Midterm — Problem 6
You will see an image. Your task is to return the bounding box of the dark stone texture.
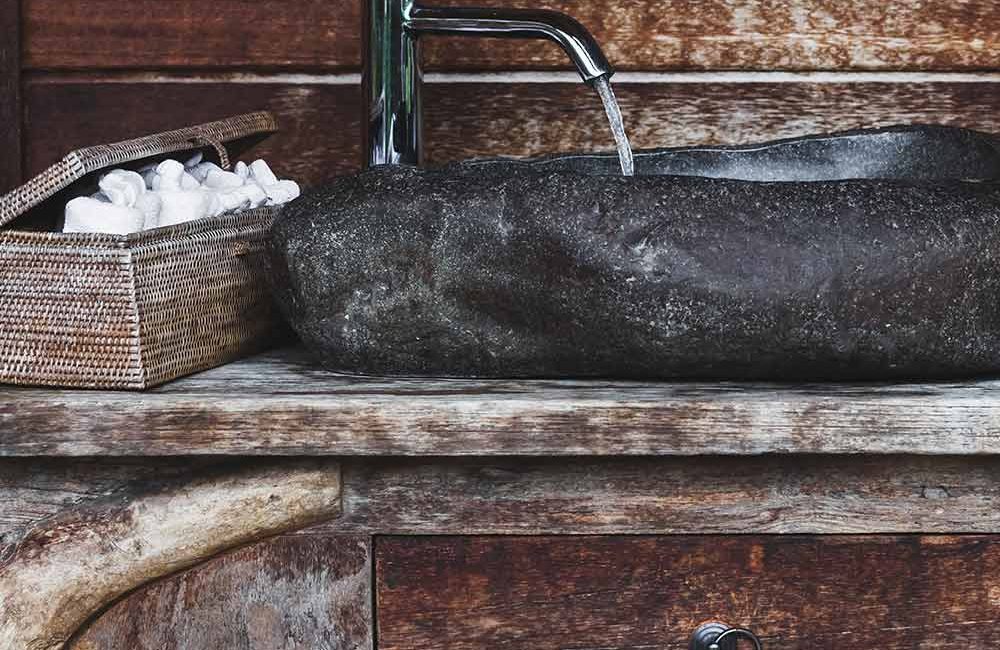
[269,126,1000,379]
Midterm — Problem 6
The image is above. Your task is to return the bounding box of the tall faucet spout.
[363,0,613,166]
[406,6,613,84]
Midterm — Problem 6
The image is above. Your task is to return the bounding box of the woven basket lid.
[0,111,278,229]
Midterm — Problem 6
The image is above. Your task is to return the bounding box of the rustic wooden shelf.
[3,347,1000,457]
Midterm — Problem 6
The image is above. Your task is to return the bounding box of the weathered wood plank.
[5,348,1000,457]
[23,79,1000,188]
[0,459,342,650]
[334,456,1000,534]
[23,80,364,187]
[6,456,1000,537]
[376,535,1000,650]
[1,0,21,192]
[23,0,1000,71]
[71,535,371,650]
[0,458,206,552]
[423,79,1000,177]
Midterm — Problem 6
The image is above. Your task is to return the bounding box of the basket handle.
[191,135,231,170]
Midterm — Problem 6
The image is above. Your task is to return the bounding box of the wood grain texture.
[71,535,371,650]
[0,458,208,554]
[335,456,1000,534]
[24,79,1000,188]
[1,0,21,192]
[5,456,1000,538]
[376,535,1000,650]
[23,0,1000,71]
[23,80,363,188]
[0,459,342,650]
[6,348,1000,457]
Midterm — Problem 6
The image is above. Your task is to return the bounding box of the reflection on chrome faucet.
[363,0,617,167]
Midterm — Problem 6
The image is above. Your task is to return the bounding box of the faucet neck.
[363,1,614,168]
[407,6,612,84]
[363,0,423,167]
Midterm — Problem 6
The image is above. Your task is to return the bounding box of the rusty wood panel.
[23,0,1000,71]
[333,456,1000,534]
[23,0,363,71]
[23,80,364,188]
[424,79,1000,170]
[8,348,1000,456]
[376,535,1000,650]
[24,79,1000,190]
[1,0,21,192]
[71,535,371,650]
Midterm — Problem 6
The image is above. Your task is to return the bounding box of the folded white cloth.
[63,197,144,235]
[64,156,301,234]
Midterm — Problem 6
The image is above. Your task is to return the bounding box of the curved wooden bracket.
[0,459,342,650]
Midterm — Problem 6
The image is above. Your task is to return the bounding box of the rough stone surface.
[269,126,1000,380]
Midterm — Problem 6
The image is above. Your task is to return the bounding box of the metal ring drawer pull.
[690,622,764,650]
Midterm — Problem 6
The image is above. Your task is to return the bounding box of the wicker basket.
[0,112,285,389]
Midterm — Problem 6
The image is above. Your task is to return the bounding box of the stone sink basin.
[269,126,1000,380]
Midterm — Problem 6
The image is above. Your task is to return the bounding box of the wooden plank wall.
[14,0,1000,192]
[1,0,20,192]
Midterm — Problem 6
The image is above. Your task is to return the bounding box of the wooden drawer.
[376,535,1000,650]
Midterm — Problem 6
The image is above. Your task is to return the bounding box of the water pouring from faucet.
[593,75,635,176]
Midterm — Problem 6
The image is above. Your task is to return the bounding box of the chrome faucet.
[363,0,613,167]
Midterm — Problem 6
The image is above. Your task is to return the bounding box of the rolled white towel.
[242,182,268,208]
[203,167,245,190]
[64,197,144,235]
[65,156,298,234]
[151,159,186,191]
[249,159,278,186]
[135,192,162,230]
[158,190,213,227]
[180,172,201,190]
[188,161,221,184]
[99,169,146,207]
[218,182,269,213]
[204,191,225,218]
[217,189,252,213]
[263,179,301,205]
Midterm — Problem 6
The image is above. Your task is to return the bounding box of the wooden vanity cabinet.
[66,531,1000,650]
[6,351,1000,650]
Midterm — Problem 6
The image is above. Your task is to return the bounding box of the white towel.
[64,156,300,234]
[64,197,144,235]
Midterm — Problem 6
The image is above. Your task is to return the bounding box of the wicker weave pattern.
[129,208,278,387]
[0,232,144,388]
[0,158,83,227]
[0,113,282,390]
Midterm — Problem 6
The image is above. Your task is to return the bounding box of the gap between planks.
[24,70,1000,85]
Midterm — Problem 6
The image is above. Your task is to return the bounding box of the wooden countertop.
[3,347,1000,457]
